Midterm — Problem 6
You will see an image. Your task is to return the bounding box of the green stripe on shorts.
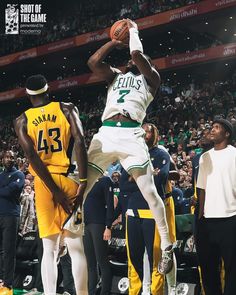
[102,120,141,128]
[88,162,104,175]
[127,160,150,172]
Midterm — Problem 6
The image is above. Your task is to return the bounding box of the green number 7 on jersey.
[117,89,130,103]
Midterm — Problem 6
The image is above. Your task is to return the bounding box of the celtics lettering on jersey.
[102,72,154,124]
[113,76,142,91]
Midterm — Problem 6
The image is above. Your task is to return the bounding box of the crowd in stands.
[0,29,224,94]
[0,68,235,294]
[0,0,201,57]
[1,73,236,206]
[1,1,236,293]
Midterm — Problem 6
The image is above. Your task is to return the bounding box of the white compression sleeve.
[41,234,61,295]
[64,230,88,295]
[132,165,171,250]
[129,27,143,54]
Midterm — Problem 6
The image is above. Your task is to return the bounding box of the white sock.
[166,253,177,294]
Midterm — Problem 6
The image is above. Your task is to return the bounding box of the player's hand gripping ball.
[110,19,129,44]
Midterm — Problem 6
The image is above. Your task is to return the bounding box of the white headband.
[26,83,48,95]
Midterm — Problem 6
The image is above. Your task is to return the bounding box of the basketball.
[110,20,129,43]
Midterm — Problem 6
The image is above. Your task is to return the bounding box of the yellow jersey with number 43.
[102,72,154,123]
[25,101,73,176]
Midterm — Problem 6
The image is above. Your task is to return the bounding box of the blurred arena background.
[0,0,236,294]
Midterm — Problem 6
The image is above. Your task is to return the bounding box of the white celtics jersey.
[101,72,154,123]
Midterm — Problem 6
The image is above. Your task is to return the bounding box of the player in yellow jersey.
[14,74,88,295]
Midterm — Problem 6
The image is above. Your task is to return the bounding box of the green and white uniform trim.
[88,162,104,175]
[102,120,140,128]
[127,159,150,172]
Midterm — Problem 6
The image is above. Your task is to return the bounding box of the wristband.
[79,178,87,182]
[129,27,143,54]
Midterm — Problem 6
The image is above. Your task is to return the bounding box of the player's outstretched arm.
[87,40,124,84]
[14,114,72,214]
[126,19,160,96]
